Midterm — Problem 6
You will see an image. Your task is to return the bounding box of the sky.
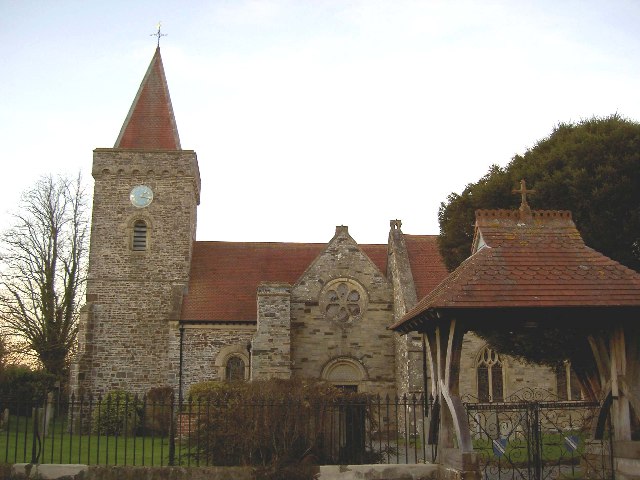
[1,0,639,244]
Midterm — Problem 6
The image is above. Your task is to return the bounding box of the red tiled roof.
[392,209,640,330]
[180,236,443,323]
[181,242,323,322]
[405,235,449,298]
[115,47,181,150]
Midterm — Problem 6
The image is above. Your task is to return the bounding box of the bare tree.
[0,174,88,380]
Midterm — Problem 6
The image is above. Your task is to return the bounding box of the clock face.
[130,185,153,208]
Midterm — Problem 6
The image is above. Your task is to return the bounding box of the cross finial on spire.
[150,21,167,48]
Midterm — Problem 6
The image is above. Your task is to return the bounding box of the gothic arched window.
[556,361,582,400]
[225,356,246,382]
[477,346,504,402]
[132,220,148,251]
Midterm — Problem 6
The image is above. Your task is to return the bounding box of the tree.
[0,174,88,380]
[438,114,640,272]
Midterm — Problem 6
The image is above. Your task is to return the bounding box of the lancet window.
[477,346,504,402]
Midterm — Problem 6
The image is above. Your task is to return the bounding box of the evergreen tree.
[438,115,640,272]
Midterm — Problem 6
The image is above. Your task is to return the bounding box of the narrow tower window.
[132,220,148,251]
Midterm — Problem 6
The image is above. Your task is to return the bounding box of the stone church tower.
[70,48,200,397]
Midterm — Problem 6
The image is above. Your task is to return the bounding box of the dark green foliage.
[186,378,371,471]
[144,385,173,435]
[0,365,56,412]
[472,323,598,372]
[187,380,232,402]
[92,390,142,436]
[438,115,640,272]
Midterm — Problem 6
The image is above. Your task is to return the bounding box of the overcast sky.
[1,0,639,244]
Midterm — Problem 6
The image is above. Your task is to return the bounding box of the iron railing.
[0,393,435,466]
[463,388,614,480]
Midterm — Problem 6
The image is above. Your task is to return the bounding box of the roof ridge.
[192,240,391,247]
[475,209,572,219]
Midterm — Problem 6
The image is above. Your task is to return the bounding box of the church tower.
[70,48,200,397]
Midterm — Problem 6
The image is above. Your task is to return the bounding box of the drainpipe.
[178,324,185,406]
[422,334,429,402]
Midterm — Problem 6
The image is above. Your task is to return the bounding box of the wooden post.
[610,326,631,441]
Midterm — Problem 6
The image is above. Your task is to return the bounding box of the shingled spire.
[114,47,181,150]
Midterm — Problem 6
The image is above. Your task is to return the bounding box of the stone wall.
[176,324,255,397]
[458,332,558,400]
[290,227,395,395]
[251,283,292,380]
[70,149,200,398]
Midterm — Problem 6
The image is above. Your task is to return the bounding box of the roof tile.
[181,235,446,323]
[393,209,640,330]
[114,48,181,150]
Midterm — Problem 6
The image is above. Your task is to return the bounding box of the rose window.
[321,280,366,324]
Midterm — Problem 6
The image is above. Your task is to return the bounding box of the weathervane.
[151,21,167,47]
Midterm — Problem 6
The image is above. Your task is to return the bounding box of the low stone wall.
[9,464,253,480]
[8,463,475,480]
[318,464,438,479]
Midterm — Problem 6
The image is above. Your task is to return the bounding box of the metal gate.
[464,390,614,480]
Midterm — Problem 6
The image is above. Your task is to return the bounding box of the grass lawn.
[0,415,202,466]
[472,432,587,466]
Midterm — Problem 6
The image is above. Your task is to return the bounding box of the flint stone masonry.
[177,324,255,394]
[71,148,200,398]
[290,227,395,395]
[252,283,292,380]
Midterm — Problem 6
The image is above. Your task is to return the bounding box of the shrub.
[187,378,372,468]
[144,386,174,435]
[0,366,56,414]
[92,390,142,436]
[187,381,249,404]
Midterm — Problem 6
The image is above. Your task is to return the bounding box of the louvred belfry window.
[132,220,148,251]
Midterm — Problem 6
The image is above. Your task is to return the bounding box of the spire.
[114,47,181,150]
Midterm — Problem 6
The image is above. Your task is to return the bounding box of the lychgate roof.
[392,208,640,332]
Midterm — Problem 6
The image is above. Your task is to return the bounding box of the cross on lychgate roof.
[512,179,535,209]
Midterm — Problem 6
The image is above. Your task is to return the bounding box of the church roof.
[404,235,450,299]
[391,209,640,332]
[181,235,446,322]
[114,47,181,150]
